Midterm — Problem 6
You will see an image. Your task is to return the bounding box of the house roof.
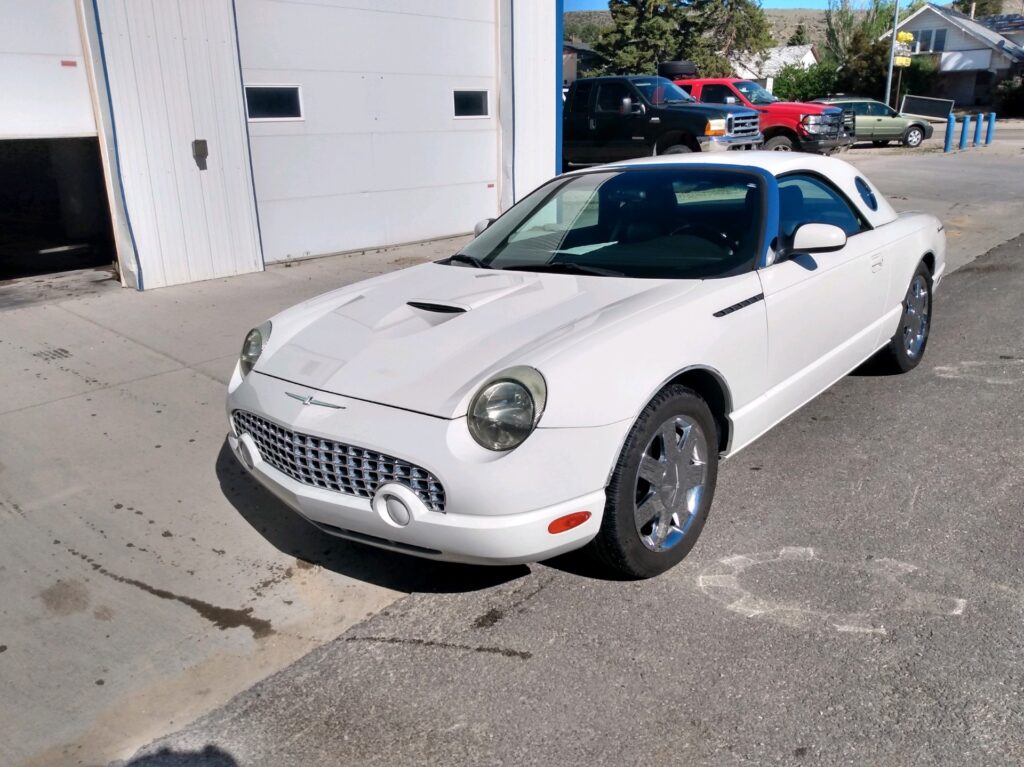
[730,44,818,78]
[980,13,1024,35]
[892,3,1024,63]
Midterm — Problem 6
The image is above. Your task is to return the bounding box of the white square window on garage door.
[454,90,489,118]
[245,85,303,121]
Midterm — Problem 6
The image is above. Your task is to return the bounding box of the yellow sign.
[897,31,914,42]
[894,55,912,67]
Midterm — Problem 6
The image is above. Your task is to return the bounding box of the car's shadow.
[215,441,529,594]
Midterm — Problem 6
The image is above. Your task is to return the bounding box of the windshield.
[455,168,764,280]
[631,77,696,105]
[734,81,778,105]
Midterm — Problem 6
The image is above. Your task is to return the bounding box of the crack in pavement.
[345,635,532,660]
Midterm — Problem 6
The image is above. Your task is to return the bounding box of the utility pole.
[884,0,901,108]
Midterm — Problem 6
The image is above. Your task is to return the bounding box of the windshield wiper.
[445,254,489,269]
[500,262,623,277]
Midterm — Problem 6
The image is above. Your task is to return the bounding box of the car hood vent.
[407,301,466,314]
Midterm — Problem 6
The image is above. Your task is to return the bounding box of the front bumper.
[226,370,629,565]
[698,132,764,152]
[798,134,856,153]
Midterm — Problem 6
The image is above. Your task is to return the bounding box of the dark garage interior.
[0,137,116,281]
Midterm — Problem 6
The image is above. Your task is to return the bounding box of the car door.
[757,173,888,419]
[563,81,596,164]
[865,101,900,140]
[842,101,873,138]
[699,83,742,107]
[591,80,643,162]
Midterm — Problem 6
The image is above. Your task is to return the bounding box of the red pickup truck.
[675,78,854,154]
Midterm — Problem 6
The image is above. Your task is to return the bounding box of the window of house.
[933,29,947,51]
[245,86,303,121]
[454,90,489,117]
[912,28,946,53]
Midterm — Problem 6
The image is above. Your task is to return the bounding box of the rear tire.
[877,262,932,373]
[764,135,796,151]
[662,144,692,155]
[589,385,718,579]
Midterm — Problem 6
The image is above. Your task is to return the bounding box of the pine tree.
[787,23,811,46]
[593,0,688,74]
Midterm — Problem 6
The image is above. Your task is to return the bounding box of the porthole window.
[855,177,878,211]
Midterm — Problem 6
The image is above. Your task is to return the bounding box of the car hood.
[256,262,700,418]
[662,102,757,119]
[757,101,842,116]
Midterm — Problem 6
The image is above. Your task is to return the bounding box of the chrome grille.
[842,108,856,137]
[730,113,761,138]
[232,410,446,512]
[821,111,844,137]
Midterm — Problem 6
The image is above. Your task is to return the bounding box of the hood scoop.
[407,301,466,314]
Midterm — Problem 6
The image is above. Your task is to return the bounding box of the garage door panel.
[250,134,377,201]
[259,193,388,261]
[372,130,497,190]
[383,184,496,245]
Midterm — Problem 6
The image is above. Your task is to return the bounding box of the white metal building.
[1,0,561,290]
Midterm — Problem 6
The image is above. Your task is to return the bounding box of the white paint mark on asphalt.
[934,359,1024,385]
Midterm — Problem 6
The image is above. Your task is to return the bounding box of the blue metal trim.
[231,0,266,269]
[90,0,145,290]
[554,0,564,175]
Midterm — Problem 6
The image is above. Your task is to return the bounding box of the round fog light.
[385,495,411,527]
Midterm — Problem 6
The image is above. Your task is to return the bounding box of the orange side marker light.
[548,511,591,535]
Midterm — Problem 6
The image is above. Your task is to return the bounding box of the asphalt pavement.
[2,140,1023,767]
[117,223,1024,762]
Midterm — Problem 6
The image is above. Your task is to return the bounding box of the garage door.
[94,0,262,289]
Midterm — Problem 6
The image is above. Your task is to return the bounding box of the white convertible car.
[226,153,944,578]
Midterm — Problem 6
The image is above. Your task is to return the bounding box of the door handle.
[870,256,883,273]
[589,118,596,130]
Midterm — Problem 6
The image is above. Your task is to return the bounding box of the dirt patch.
[39,580,90,615]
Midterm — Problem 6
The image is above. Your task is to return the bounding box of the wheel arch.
[654,130,700,154]
[921,251,935,276]
[763,125,799,143]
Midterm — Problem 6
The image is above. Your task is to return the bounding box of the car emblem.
[286,392,345,409]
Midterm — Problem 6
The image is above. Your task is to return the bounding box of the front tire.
[662,144,692,155]
[877,262,932,373]
[590,385,718,579]
[764,135,795,151]
[903,126,924,147]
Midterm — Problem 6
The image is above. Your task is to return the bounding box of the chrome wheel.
[634,415,708,552]
[903,274,930,358]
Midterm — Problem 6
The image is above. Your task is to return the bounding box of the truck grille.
[730,113,761,138]
[842,109,856,137]
[821,111,844,137]
[232,410,447,512]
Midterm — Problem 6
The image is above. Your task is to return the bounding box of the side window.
[678,83,693,95]
[778,174,866,239]
[701,84,735,104]
[570,82,594,114]
[848,102,871,116]
[933,29,947,52]
[595,82,631,113]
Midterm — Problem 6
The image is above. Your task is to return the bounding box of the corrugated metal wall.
[93,0,262,289]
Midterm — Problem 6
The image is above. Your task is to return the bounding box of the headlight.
[705,118,728,137]
[800,114,824,134]
[467,366,547,451]
[239,321,272,377]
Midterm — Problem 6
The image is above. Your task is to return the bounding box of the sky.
[564,0,834,10]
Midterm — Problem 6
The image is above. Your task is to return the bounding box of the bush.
[994,77,1024,117]
[773,63,839,102]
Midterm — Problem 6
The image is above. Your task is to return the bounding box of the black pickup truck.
[563,76,763,168]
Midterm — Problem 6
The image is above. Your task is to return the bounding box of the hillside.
[564,8,829,49]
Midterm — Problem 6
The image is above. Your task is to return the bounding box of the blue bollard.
[944,114,955,152]
[986,112,996,145]
[973,113,984,146]
[959,115,971,150]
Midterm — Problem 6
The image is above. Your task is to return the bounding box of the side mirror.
[620,97,645,116]
[790,223,847,254]
[473,218,495,237]
[724,96,738,105]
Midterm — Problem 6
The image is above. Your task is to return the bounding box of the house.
[889,3,1024,106]
[1,0,561,290]
[562,40,605,84]
[731,44,819,82]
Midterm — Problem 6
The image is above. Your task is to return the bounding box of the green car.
[813,97,934,148]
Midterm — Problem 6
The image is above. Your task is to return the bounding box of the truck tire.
[764,135,795,152]
[662,145,692,154]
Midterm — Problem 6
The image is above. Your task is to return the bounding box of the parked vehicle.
[814,96,934,147]
[676,77,856,154]
[562,76,762,168]
[227,154,945,579]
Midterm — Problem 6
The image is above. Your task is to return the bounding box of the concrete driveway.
[1,140,1022,767]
